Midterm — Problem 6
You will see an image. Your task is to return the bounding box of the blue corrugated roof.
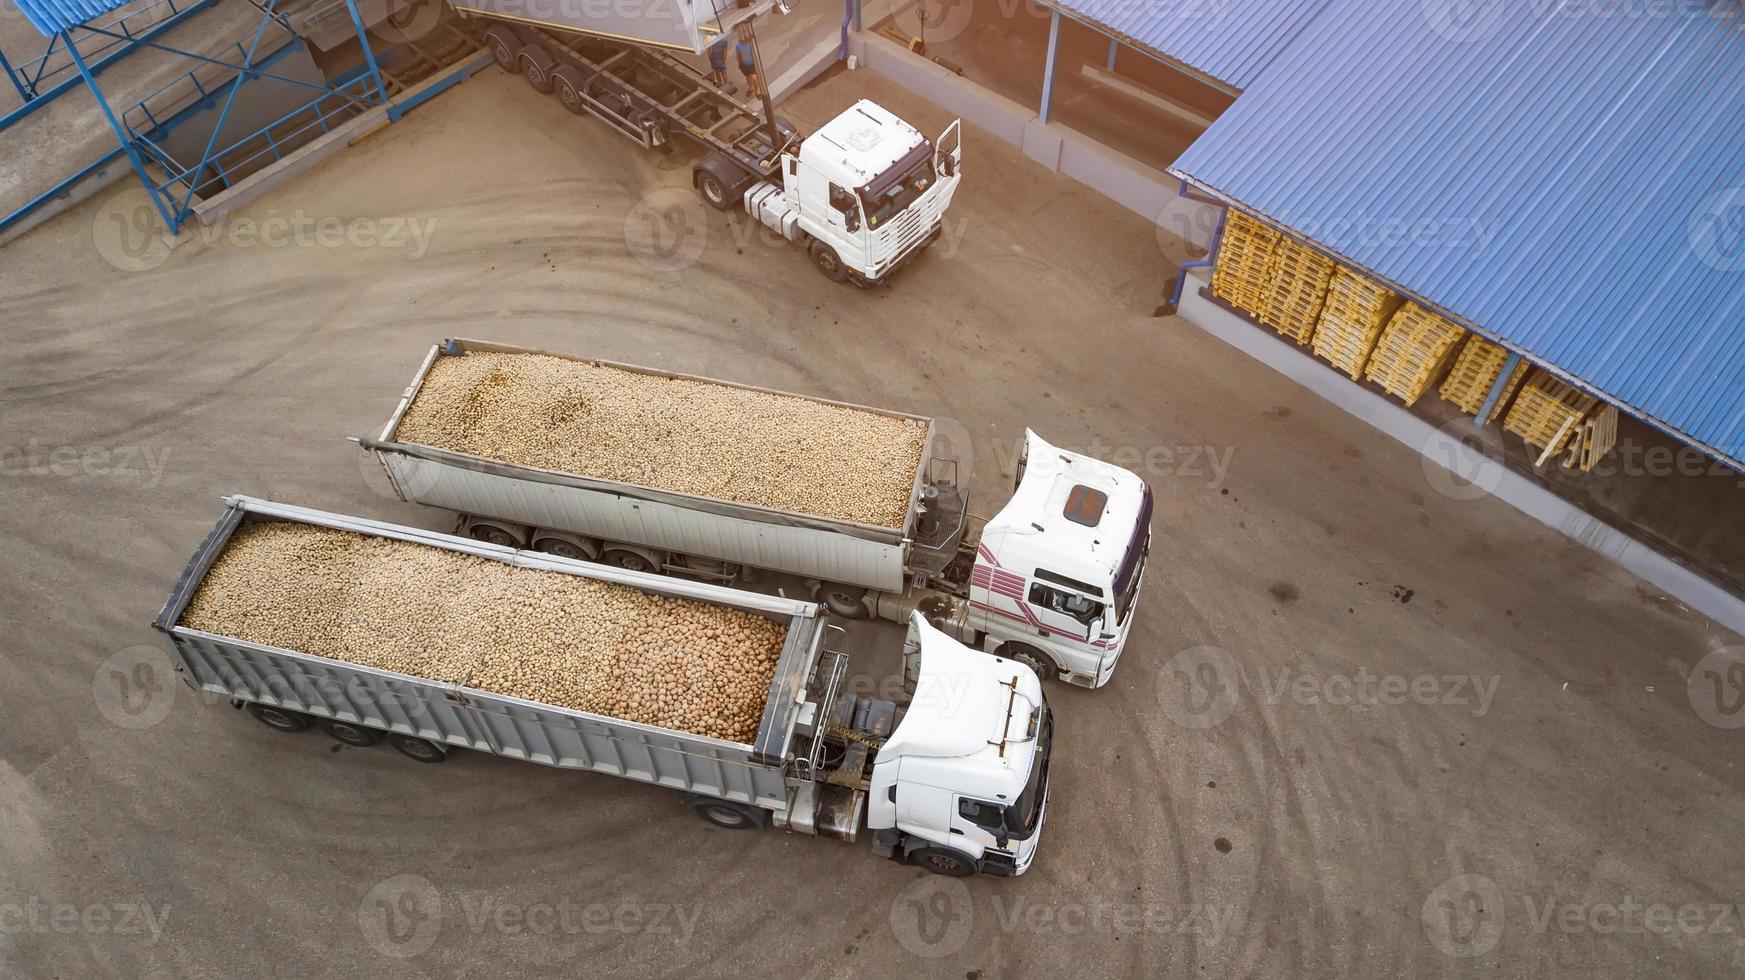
[13,0,135,36]
[1171,0,1745,471]
[1041,0,1332,90]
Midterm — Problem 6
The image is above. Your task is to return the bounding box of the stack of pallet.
[1363,303,1467,406]
[1438,335,1524,416]
[1211,210,1280,316]
[1563,404,1620,472]
[1505,371,1598,464]
[1310,266,1402,379]
[1259,236,1336,345]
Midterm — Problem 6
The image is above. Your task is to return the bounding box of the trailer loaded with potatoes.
[154,495,1053,876]
[357,339,1155,688]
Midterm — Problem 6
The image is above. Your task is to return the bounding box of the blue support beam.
[342,0,386,102]
[79,25,362,103]
[1476,352,1523,426]
[181,1,280,216]
[1106,37,1118,71]
[62,29,179,236]
[0,46,31,104]
[1039,9,1061,125]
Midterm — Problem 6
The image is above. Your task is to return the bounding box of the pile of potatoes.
[179,522,786,742]
[393,350,928,528]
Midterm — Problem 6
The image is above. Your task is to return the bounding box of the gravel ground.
[181,520,784,741]
[396,349,928,527]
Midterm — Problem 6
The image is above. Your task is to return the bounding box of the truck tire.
[467,522,520,548]
[693,153,749,211]
[553,67,590,116]
[815,583,869,619]
[388,734,448,763]
[517,46,557,94]
[533,534,597,562]
[999,642,1058,682]
[483,27,521,72]
[809,240,849,283]
[695,170,732,211]
[602,549,656,574]
[685,797,766,830]
[246,702,310,733]
[318,717,382,747]
[910,846,978,877]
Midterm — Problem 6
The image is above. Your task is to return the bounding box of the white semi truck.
[154,496,1053,877]
[358,339,1155,688]
[454,0,962,284]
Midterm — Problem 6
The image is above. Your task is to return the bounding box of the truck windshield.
[1003,705,1051,839]
[860,143,937,229]
[1112,484,1153,626]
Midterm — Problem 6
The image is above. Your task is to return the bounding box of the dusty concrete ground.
[2,64,1743,979]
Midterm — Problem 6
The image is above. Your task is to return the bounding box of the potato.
[180,522,786,742]
[393,351,927,528]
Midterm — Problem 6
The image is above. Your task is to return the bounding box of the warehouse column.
[1475,352,1522,427]
[1106,37,1118,71]
[343,0,387,103]
[1039,9,1061,125]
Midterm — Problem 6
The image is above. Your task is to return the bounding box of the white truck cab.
[867,616,1051,877]
[962,431,1153,688]
[754,99,962,285]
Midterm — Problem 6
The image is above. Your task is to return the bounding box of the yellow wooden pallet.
[1310,266,1401,379]
[1211,211,1279,316]
[1363,303,1467,406]
[1504,371,1597,461]
[1563,403,1619,472]
[1438,335,1524,415]
[1259,236,1335,345]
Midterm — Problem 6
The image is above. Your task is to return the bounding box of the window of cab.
[1062,484,1107,527]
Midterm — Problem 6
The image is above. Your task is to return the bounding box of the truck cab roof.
[980,430,1151,597]
[881,616,1043,795]
[801,100,929,191]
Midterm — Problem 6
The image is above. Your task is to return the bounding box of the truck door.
[827,182,866,245]
[935,119,962,179]
[1024,580,1102,643]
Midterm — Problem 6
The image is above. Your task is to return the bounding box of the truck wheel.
[602,549,655,574]
[468,523,518,548]
[911,846,978,877]
[1001,643,1058,682]
[246,702,310,732]
[695,170,732,211]
[534,535,594,562]
[319,718,382,747]
[809,240,850,282]
[388,734,448,763]
[816,583,869,619]
[553,68,590,115]
[483,27,521,72]
[517,47,556,94]
[685,798,766,830]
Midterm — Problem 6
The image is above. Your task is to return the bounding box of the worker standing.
[707,25,760,100]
